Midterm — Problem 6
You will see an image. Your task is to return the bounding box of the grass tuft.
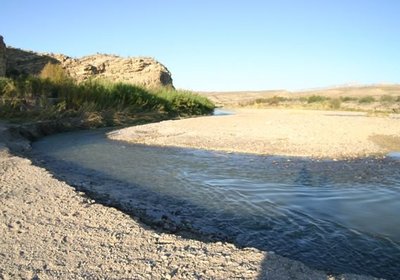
[328,98,341,109]
[340,96,357,102]
[255,96,287,105]
[307,95,327,103]
[358,96,375,104]
[379,95,395,103]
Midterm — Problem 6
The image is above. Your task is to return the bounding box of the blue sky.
[1,0,399,91]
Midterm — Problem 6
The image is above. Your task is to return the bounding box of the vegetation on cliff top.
[0,63,214,127]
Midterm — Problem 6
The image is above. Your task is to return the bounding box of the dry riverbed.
[0,121,382,279]
[109,109,400,159]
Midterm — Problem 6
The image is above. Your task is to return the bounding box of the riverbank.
[0,123,383,279]
[109,108,400,159]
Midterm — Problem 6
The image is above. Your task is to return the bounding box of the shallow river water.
[31,129,400,279]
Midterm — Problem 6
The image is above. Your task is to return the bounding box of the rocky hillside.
[0,36,6,76]
[1,35,174,88]
[5,47,59,76]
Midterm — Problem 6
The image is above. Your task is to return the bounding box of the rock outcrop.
[2,35,173,88]
[0,36,6,76]
[61,54,173,88]
[5,47,60,77]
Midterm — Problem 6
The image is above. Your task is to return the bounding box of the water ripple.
[31,129,400,279]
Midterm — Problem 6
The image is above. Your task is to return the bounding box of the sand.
[109,109,400,159]
[0,121,381,279]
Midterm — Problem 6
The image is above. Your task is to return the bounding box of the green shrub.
[254,98,267,104]
[358,96,375,104]
[380,95,395,103]
[298,97,308,103]
[329,98,341,109]
[307,95,327,103]
[254,96,287,106]
[0,77,10,91]
[0,76,215,123]
[40,62,70,84]
[340,96,356,102]
[156,88,214,116]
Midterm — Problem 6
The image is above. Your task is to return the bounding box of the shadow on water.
[28,130,400,279]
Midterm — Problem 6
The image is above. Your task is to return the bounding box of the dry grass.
[199,85,400,113]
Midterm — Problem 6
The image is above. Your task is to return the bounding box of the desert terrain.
[109,108,400,159]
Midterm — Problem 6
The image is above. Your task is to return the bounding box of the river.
[31,129,400,279]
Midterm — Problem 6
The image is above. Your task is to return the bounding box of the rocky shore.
[0,122,380,279]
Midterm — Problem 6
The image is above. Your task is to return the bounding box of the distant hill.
[200,85,400,107]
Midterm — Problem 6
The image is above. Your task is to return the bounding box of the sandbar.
[109,109,400,159]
